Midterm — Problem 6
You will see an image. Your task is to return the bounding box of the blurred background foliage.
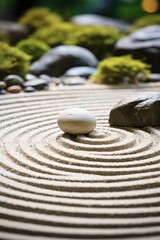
[0,0,159,22]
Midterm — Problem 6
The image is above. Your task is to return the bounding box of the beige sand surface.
[0,84,160,240]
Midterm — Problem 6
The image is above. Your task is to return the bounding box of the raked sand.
[0,84,160,240]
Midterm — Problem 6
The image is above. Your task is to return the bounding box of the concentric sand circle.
[0,85,160,240]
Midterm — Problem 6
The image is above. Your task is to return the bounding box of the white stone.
[57,108,96,135]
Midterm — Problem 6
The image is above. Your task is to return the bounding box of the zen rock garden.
[1,5,160,240]
[0,7,160,96]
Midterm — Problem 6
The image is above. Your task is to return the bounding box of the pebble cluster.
[0,74,50,95]
[0,66,96,95]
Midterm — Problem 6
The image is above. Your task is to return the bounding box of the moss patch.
[31,23,78,48]
[0,42,31,79]
[65,26,121,59]
[90,55,150,84]
[129,14,160,32]
[19,7,62,32]
[16,39,50,61]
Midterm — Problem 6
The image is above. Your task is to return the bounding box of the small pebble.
[3,75,24,87]
[24,79,48,90]
[24,86,36,92]
[7,85,22,93]
[61,76,86,85]
[64,66,97,78]
[39,74,53,83]
[57,108,96,135]
[0,89,7,95]
[148,73,160,82]
[25,73,37,81]
[0,81,6,90]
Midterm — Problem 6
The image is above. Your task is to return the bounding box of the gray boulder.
[0,21,29,44]
[71,14,131,31]
[63,66,97,78]
[109,92,160,127]
[114,26,160,73]
[30,45,98,77]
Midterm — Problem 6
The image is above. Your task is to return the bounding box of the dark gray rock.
[71,14,131,31]
[0,81,6,90]
[63,66,97,78]
[3,75,24,88]
[24,86,36,92]
[109,92,160,127]
[0,21,29,44]
[0,89,6,95]
[30,45,98,77]
[114,26,160,73]
[24,79,48,90]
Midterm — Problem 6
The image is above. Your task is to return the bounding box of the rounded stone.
[114,26,160,73]
[0,89,7,95]
[148,73,160,82]
[109,92,160,127]
[7,85,22,93]
[3,75,24,87]
[71,14,131,31]
[25,74,37,81]
[30,45,98,77]
[61,76,86,85]
[63,66,97,78]
[0,81,6,90]
[24,79,48,90]
[24,86,36,93]
[39,74,53,83]
[0,20,29,45]
[57,108,96,135]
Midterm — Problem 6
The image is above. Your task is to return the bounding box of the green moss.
[90,55,150,84]
[0,42,31,79]
[31,23,77,47]
[31,24,120,58]
[65,26,121,59]
[129,14,160,32]
[19,7,62,32]
[16,39,50,61]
